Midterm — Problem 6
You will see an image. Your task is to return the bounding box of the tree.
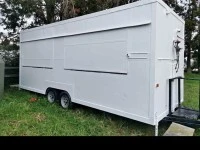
[74,0,139,17]
[0,0,25,66]
[191,0,200,72]
[163,0,185,16]
[0,0,29,43]
[0,33,19,67]
[184,0,199,73]
[164,0,199,73]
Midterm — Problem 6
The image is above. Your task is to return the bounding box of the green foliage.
[163,0,185,16]
[0,50,19,67]
[0,0,26,33]
[0,33,19,67]
[165,0,199,72]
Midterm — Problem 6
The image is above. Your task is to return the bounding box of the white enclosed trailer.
[20,0,185,133]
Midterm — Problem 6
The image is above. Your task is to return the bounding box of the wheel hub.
[48,91,55,103]
[61,95,69,108]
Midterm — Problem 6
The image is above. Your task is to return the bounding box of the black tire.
[46,89,58,103]
[59,91,72,109]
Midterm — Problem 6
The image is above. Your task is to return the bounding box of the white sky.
[0,26,3,32]
[0,13,33,34]
[0,14,4,32]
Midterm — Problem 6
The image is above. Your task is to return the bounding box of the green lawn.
[0,73,199,136]
[183,73,200,110]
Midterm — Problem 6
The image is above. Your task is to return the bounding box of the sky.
[0,13,33,34]
[0,14,3,33]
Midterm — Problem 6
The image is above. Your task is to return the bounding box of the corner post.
[178,78,181,107]
[169,79,172,115]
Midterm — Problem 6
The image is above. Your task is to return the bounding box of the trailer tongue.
[164,77,200,127]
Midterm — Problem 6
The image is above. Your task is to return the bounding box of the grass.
[183,73,200,110]
[183,73,200,136]
[0,73,199,136]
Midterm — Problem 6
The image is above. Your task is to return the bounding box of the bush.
[0,50,19,67]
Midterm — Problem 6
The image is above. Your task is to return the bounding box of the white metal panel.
[72,58,150,118]
[127,24,151,53]
[20,67,53,93]
[69,26,152,119]
[154,2,184,121]
[64,41,127,73]
[53,38,65,60]
[21,39,54,68]
[64,29,128,73]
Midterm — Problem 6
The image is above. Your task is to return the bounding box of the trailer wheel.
[47,89,57,103]
[60,92,72,109]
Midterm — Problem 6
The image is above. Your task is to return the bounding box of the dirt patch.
[32,113,46,122]
[9,120,27,128]
[29,97,37,103]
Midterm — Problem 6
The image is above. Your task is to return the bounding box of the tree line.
[0,0,200,72]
